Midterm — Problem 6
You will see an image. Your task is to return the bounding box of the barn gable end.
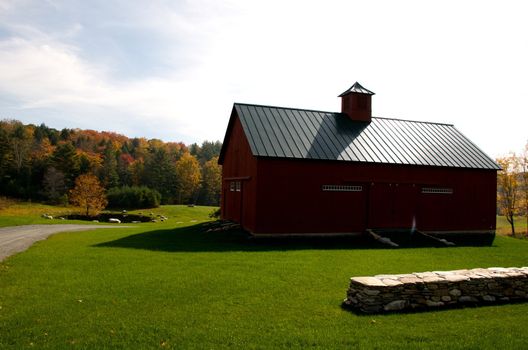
[218,107,258,232]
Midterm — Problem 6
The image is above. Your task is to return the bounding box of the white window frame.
[322,185,363,192]
[421,187,453,194]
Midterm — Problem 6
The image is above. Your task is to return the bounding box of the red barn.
[218,82,499,243]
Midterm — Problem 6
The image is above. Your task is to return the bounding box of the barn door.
[368,183,417,229]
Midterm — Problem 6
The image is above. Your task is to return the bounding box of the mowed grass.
[0,200,87,227]
[496,215,527,236]
[1,206,528,349]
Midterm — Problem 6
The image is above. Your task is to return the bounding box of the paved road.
[0,224,128,261]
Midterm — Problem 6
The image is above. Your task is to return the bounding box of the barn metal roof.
[338,82,375,97]
[231,103,500,170]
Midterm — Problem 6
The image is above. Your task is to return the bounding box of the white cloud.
[0,0,527,154]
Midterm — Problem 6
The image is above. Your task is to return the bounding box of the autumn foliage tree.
[1,120,222,206]
[69,174,108,216]
[175,152,202,204]
[521,143,528,233]
[497,155,521,236]
[202,156,222,205]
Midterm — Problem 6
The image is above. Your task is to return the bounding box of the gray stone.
[348,297,358,304]
[384,300,408,311]
[381,279,403,286]
[423,276,445,283]
[444,274,470,282]
[361,305,382,313]
[413,272,437,278]
[400,277,423,284]
[426,300,444,307]
[441,296,452,302]
[351,277,386,287]
[433,271,454,276]
[482,295,496,302]
[459,296,478,303]
[449,289,462,297]
[427,283,439,290]
[363,289,381,296]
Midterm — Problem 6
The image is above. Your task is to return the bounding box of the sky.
[0,0,526,157]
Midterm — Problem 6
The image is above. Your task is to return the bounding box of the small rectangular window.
[422,187,453,194]
[230,182,235,192]
[235,181,241,192]
[322,185,362,192]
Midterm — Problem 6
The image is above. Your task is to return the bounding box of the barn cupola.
[338,82,375,123]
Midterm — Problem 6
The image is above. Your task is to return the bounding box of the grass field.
[496,215,528,236]
[1,204,528,349]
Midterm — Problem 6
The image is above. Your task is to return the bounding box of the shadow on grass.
[93,224,397,252]
[93,224,493,253]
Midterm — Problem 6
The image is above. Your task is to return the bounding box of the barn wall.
[254,158,496,234]
[220,115,257,232]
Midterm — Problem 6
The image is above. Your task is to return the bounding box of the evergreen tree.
[143,147,178,203]
[100,143,120,188]
[51,142,80,187]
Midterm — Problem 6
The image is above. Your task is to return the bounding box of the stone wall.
[344,267,528,313]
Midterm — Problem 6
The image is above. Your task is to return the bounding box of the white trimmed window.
[235,181,241,192]
[422,187,453,194]
[230,182,235,192]
[322,185,363,192]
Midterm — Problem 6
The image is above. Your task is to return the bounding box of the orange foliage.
[69,174,108,216]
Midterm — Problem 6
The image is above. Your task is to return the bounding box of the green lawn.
[496,215,527,236]
[1,206,528,349]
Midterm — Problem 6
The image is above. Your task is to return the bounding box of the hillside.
[0,119,222,205]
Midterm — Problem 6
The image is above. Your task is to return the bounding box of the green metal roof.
[219,103,500,170]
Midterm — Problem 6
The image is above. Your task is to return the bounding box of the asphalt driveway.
[0,224,128,261]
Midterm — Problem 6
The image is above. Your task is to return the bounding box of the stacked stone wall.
[344,267,528,313]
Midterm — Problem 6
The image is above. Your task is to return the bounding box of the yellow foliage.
[69,174,108,216]
[497,154,521,236]
[175,152,201,203]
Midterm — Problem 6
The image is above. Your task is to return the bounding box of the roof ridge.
[234,102,454,126]
[234,102,337,115]
[372,116,454,127]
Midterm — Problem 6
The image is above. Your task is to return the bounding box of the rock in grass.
[384,300,408,311]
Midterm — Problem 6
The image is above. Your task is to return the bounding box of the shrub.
[107,186,161,209]
[209,208,221,219]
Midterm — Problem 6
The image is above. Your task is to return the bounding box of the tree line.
[0,119,222,207]
[496,141,528,236]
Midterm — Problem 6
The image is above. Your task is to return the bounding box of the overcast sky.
[0,0,526,157]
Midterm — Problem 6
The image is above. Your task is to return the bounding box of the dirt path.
[0,224,129,262]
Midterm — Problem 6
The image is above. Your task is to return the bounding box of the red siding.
[220,115,258,232]
[252,158,496,234]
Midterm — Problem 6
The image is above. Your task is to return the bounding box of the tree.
[175,152,201,204]
[69,174,108,216]
[100,143,119,188]
[521,142,528,234]
[51,142,80,187]
[143,146,178,203]
[201,156,222,205]
[42,167,67,204]
[10,122,32,173]
[497,155,521,236]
